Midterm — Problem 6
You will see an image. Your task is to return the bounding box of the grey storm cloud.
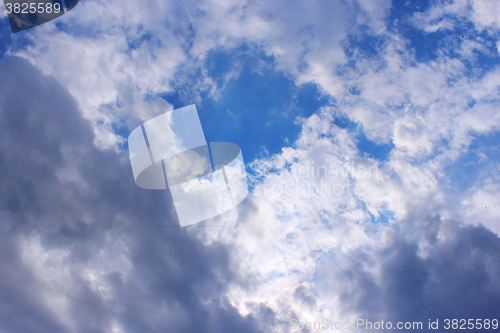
[316,220,500,330]
[0,56,268,333]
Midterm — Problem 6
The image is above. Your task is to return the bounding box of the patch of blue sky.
[392,21,447,64]
[442,131,500,193]
[340,2,435,69]
[161,45,330,164]
[387,0,437,63]
[342,24,387,61]
[389,0,433,19]
[202,49,324,162]
[472,50,500,79]
[126,28,153,51]
[0,17,54,55]
[388,0,500,76]
[112,121,130,152]
[0,17,12,60]
[328,112,394,162]
[52,10,120,39]
[369,209,395,225]
[0,15,47,57]
[356,130,394,162]
[435,28,500,79]
[338,35,387,76]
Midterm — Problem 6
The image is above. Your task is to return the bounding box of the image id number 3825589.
[5,2,61,14]
[444,319,498,330]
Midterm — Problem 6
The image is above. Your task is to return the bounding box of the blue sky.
[161,45,324,162]
[1,1,500,332]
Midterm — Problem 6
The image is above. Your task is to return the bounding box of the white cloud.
[410,0,500,34]
[462,180,500,234]
[471,0,500,31]
[393,113,433,156]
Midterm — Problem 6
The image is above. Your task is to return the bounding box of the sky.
[0,0,500,332]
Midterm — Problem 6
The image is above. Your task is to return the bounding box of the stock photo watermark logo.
[3,0,79,33]
[252,160,380,200]
[128,105,248,227]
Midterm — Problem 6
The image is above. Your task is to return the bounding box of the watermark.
[290,318,499,330]
[251,162,380,199]
[128,105,249,227]
[3,0,80,33]
[291,319,422,330]
[288,162,379,180]
[254,179,366,199]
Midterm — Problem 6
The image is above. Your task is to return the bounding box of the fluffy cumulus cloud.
[1,0,500,332]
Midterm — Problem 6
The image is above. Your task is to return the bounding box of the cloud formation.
[1,0,500,332]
